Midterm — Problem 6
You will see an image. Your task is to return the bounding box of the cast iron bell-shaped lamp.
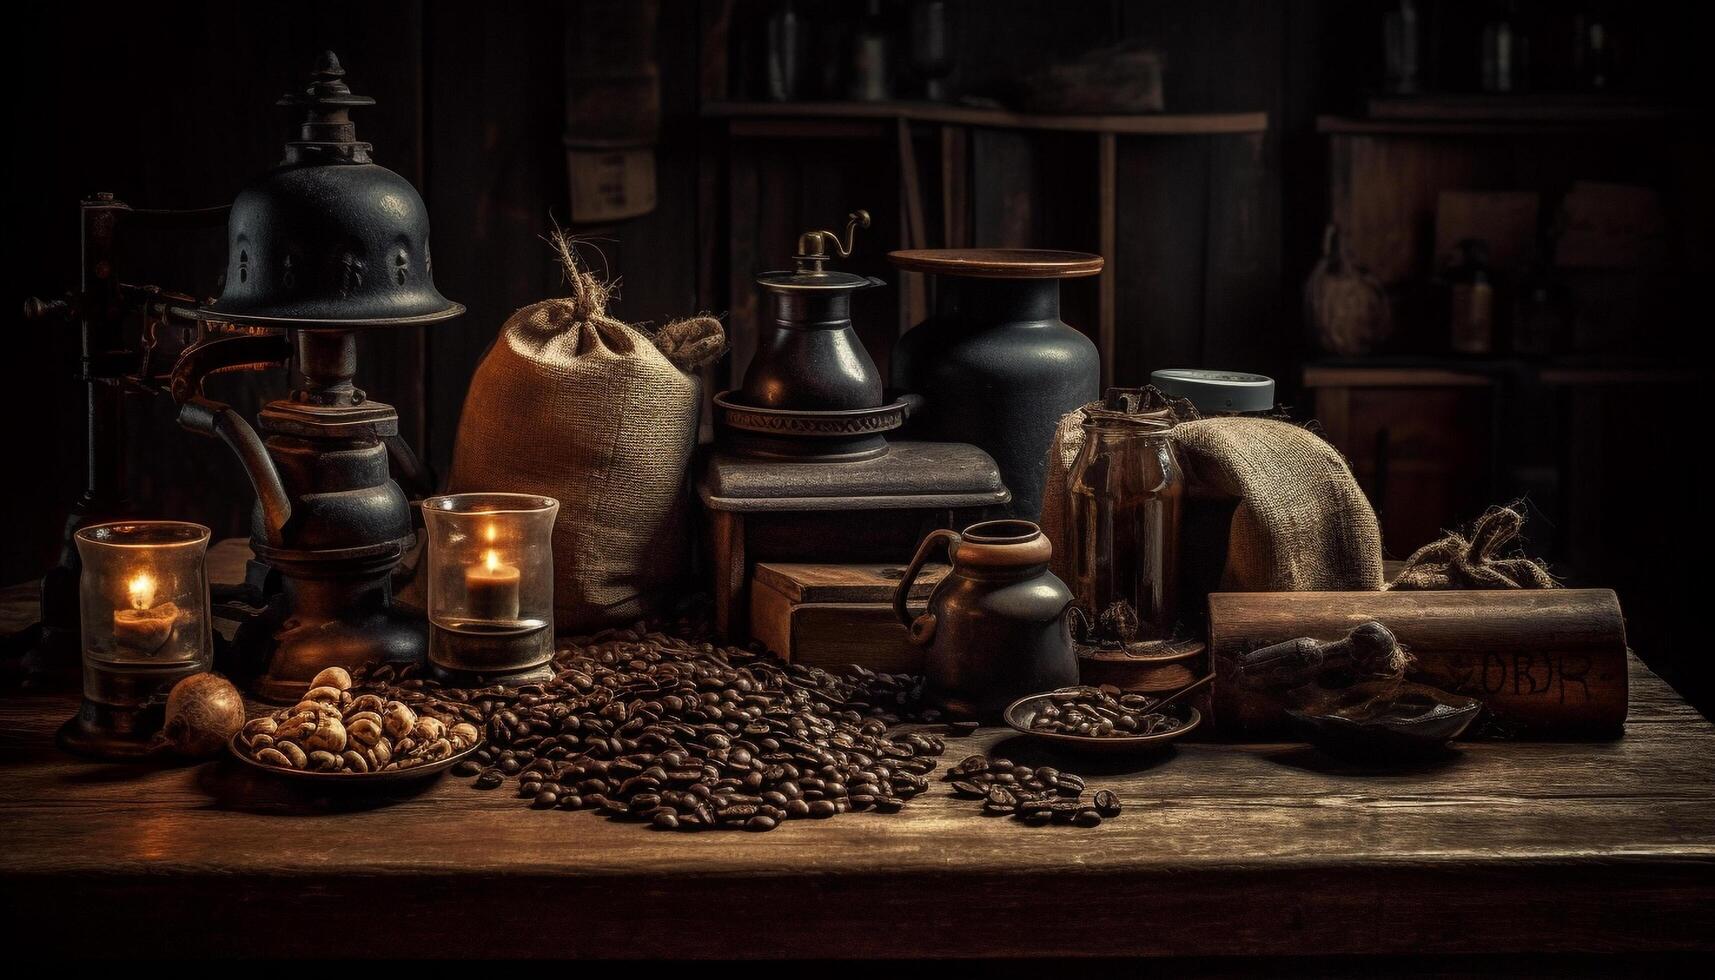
[203,50,463,327]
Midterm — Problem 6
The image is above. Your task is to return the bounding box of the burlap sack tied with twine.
[1041,404,1384,596]
[1389,504,1557,591]
[449,234,725,631]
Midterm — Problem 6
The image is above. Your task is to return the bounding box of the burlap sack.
[1041,411,1383,596]
[449,238,724,632]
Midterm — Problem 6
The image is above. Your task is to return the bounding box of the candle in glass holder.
[465,546,521,622]
[111,571,177,655]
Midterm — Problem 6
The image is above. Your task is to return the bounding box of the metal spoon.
[1146,672,1214,714]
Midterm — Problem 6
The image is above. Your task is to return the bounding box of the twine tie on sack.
[548,229,726,370]
[1389,504,1558,591]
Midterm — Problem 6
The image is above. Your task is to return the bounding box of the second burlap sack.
[1041,411,1383,596]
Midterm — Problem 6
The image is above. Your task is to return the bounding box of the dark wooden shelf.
[1319,106,1673,137]
[706,100,1270,135]
[1365,93,1677,124]
[1303,356,1704,388]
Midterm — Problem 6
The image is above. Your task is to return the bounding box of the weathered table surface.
[2,568,1713,958]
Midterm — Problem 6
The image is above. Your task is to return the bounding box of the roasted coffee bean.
[452,760,481,777]
[1050,800,1084,823]
[1093,790,1122,817]
[1073,808,1103,828]
[474,769,504,790]
[531,790,558,809]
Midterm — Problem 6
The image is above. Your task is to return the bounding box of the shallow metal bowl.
[1002,691,1200,755]
[227,732,483,785]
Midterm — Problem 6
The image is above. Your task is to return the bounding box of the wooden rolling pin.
[1208,590,1629,738]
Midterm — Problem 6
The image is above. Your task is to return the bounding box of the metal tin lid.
[1150,369,1276,414]
[755,269,879,292]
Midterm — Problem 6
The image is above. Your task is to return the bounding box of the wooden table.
[2,571,1713,959]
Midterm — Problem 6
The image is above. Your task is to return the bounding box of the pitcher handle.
[893,528,960,632]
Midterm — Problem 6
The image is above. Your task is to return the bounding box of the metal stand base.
[55,699,167,760]
[252,606,428,703]
[428,621,554,689]
[428,660,556,690]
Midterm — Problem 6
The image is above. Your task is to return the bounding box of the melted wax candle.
[465,548,521,622]
[112,572,177,655]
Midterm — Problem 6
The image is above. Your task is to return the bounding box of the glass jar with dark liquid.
[1067,399,1182,647]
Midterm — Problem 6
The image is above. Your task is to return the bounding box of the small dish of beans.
[1003,685,1200,754]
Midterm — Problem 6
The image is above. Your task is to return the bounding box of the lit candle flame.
[127,572,157,611]
[483,549,502,573]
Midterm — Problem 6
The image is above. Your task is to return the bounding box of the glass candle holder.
[423,492,558,685]
[61,521,212,757]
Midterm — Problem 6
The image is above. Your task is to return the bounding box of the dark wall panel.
[8,1,429,586]
[421,2,568,473]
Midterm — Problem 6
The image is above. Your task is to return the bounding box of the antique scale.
[22,52,459,712]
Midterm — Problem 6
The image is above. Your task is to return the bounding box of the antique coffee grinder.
[712,210,917,462]
[20,52,460,704]
[701,210,1009,640]
[187,52,462,700]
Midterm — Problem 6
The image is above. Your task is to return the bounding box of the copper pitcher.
[893,520,1079,719]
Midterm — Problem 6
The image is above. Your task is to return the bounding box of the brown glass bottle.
[1067,403,1182,646]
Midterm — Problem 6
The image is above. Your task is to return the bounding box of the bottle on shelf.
[1448,238,1496,355]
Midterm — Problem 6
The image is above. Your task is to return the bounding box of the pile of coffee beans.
[1029,685,1184,738]
[943,754,1122,827]
[357,627,947,832]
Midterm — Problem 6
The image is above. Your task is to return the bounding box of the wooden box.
[1208,589,1630,738]
[750,562,949,674]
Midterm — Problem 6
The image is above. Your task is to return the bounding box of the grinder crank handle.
[383,433,437,502]
[177,397,291,550]
[167,333,296,549]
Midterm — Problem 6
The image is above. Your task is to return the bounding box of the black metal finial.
[278,50,375,162]
[279,49,376,111]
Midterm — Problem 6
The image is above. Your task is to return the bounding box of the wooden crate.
[750,562,949,674]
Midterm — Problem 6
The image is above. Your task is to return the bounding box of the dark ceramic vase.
[893,520,1079,721]
[888,250,1102,520]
